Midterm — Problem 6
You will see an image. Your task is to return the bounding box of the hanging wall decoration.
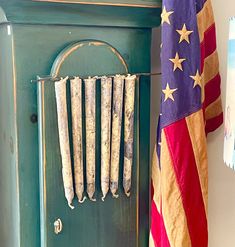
[53,74,138,206]
[70,77,86,203]
[110,75,125,198]
[101,76,112,201]
[123,75,136,197]
[84,77,97,201]
[55,77,75,209]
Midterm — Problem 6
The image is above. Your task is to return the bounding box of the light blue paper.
[224,17,235,170]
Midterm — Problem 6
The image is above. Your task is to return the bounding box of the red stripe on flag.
[204,73,221,108]
[151,201,170,247]
[200,23,216,72]
[205,112,223,134]
[164,119,208,247]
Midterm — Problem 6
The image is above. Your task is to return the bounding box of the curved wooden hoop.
[50,40,129,77]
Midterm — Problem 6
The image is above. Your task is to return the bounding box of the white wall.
[208,1,235,246]
[151,1,235,246]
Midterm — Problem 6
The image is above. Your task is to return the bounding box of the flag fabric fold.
[150,0,223,246]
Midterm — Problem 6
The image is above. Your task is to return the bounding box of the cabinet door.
[36,26,151,247]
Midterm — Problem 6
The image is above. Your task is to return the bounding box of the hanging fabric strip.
[110,75,125,198]
[84,77,96,201]
[70,77,86,203]
[101,76,112,201]
[55,77,75,209]
[123,75,136,197]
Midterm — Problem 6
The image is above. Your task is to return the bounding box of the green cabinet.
[0,1,161,247]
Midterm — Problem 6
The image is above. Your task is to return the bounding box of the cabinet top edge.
[0,0,162,28]
[33,0,162,8]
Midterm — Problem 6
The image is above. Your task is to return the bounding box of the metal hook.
[54,218,63,234]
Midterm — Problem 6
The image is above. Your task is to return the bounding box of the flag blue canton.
[160,0,202,130]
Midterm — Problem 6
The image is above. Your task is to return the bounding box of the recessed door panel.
[12,24,152,247]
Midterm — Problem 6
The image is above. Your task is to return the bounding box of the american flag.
[150,0,223,247]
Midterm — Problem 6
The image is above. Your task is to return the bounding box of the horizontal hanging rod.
[31,72,161,83]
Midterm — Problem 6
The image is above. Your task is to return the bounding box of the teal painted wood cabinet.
[0,1,161,247]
